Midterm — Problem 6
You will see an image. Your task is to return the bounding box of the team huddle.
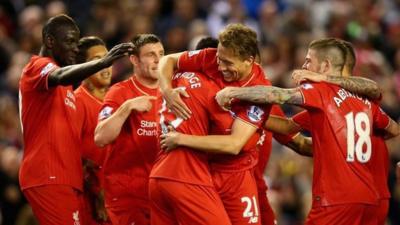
[18,14,400,225]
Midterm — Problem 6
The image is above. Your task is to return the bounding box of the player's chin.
[67,58,76,65]
[223,77,235,82]
[149,71,159,80]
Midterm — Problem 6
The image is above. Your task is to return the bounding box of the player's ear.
[45,34,55,49]
[129,54,139,66]
[321,60,330,73]
[244,56,254,66]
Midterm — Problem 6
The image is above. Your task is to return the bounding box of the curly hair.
[218,24,259,60]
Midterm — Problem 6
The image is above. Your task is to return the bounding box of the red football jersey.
[178,48,276,172]
[292,110,312,131]
[19,56,83,190]
[99,75,161,207]
[75,85,108,166]
[293,107,390,200]
[150,71,234,185]
[370,134,390,199]
[299,82,389,206]
[256,105,295,179]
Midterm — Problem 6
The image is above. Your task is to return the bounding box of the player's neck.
[326,70,341,77]
[239,65,253,81]
[39,47,53,61]
[83,82,108,101]
[135,74,159,89]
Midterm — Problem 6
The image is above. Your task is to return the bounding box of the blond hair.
[218,24,259,60]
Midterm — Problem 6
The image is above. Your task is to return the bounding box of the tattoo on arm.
[326,76,381,100]
[230,86,304,105]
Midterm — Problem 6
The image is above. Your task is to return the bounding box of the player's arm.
[291,69,381,100]
[284,134,313,157]
[158,52,191,119]
[94,96,156,147]
[382,118,400,139]
[266,116,313,156]
[160,118,257,155]
[48,43,134,87]
[264,115,302,135]
[216,85,304,110]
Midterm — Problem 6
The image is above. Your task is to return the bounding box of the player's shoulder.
[251,63,270,85]
[186,48,216,58]
[299,82,331,91]
[108,79,131,92]
[74,85,85,96]
[103,80,130,102]
[23,55,57,76]
[174,71,217,89]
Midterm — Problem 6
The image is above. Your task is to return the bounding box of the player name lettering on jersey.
[65,90,76,110]
[137,120,157,136]
[333,88,371,108]
[174,72,201,89]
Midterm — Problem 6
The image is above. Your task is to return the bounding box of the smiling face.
[50,26,80,66]
[86,45,111,88]
[216,43,253,82]
[131,42,164,81]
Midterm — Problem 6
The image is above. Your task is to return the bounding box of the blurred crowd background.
[0,0,400,224]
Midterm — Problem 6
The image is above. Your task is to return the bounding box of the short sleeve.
[99,84,126,121]
[298,83,324,109]
[372,104,390,130]
[292,110,312,131]
[231,102,271,129]
[23,57,59,91]
[177,48,217,75]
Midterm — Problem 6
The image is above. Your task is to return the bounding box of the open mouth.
[100,72,111,79]
[222,72,233,78]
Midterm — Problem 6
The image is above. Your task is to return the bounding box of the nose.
[301,62,307,70]
[154,55,160,63]
[218,63,226,72]
[72,44,79,55]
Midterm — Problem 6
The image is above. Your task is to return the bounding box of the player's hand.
[216,87,235,111]
[128,95,157,112]
[163,88,191,120]
[101,42,135,67]
[291,69,327,85]
[160,131,180,151]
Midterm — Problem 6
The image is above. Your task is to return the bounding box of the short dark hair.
[195,37,219,50]
[76,36,106,63]
[42,14,79,42]
[130,34,161,56]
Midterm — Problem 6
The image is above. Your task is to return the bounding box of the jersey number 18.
[345,112,371,163]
